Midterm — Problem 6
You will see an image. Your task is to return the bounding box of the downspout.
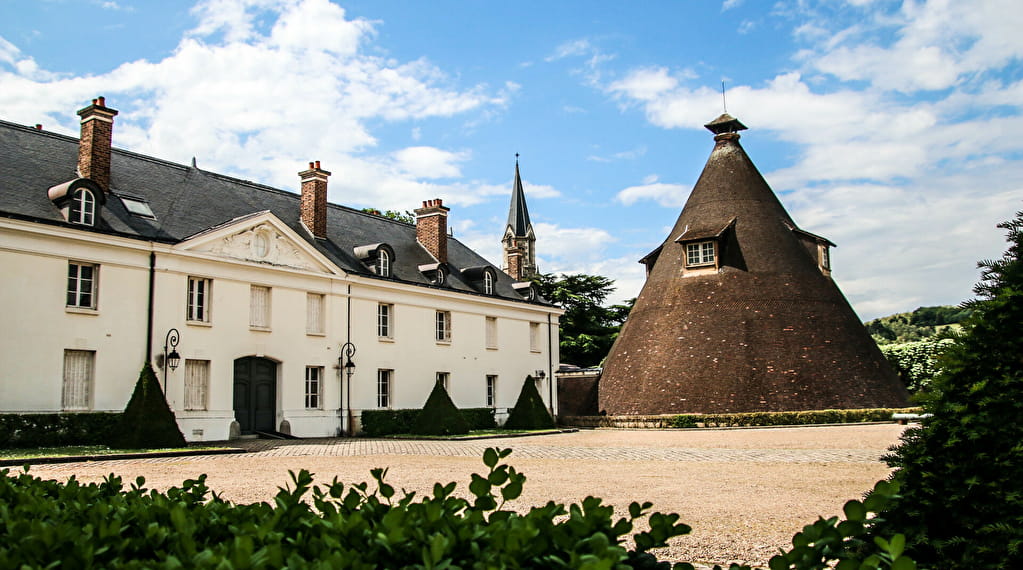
[346,283,352,436]
[547,312,555,417]
[146,250,155,364]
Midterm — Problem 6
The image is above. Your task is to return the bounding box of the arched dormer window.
[378,249,391,277]
[435,265,447,285]
[47,178,105,228]
[354,243,396,278]
[418,263,448,286]
[463,266,498,295]
[483,270,494,295]
[70,189,96,226]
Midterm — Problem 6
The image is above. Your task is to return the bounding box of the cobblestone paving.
[37,436,886,468]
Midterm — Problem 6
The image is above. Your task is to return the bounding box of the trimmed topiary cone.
[411,380,470,436]
[108,363,186,449]
[504,375,555,430]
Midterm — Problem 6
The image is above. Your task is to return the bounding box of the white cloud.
[722,0,743,11]
[391,146,467,179]
[616,180,690,208]
[0,0,508,211]
[607,67,679,101]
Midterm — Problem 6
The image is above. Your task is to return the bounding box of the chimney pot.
[309,161,314,169]
[97,96,105,107]
[35,124,42,130]
[315,160,321,169]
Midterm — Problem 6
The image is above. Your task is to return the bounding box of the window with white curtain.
[187,277,211,322]
[184,359,210,411]
[486,375,497,407]
[378,303,393,338]
[250,285,271,329]
[377,369,392,408]
[306,293,325,334]
[62,349,94,411]
[436,310,451,342]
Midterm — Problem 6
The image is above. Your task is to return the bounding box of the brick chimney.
[299,160,331,239]
[76,96,118,192]
[414,198,450,263]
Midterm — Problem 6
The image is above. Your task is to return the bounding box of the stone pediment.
[180,213,338,274]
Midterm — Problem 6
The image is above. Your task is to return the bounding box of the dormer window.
[354,243,396,277]
[483,270,494,295]
[464,266,498,295]
[70,189,96,226]
[418,263,448,286]
[435,265,447,285]
[686,241,716,267]
[48,178,105,227]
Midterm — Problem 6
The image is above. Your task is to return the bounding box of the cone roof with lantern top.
[597,114,908,415]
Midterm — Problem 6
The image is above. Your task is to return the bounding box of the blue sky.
[3,0,1022,320]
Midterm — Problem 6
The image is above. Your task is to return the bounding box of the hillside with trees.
[865,305,971,394]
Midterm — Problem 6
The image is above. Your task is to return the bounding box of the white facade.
[0,212,560,441]
[0,100,561,442]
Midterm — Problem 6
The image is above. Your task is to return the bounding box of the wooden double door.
[233,357,277,434]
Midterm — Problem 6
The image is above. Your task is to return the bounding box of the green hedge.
[0,448,693,569]
[361,408,496,437]
[0,413,122,449]
[668,407,921,428]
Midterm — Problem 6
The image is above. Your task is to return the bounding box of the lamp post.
[339,341,356,435]
[162,328,181,394]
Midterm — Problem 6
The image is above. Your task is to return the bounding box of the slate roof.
[0,119,547,305]
[598,122,908,415]
[506,160,532,236]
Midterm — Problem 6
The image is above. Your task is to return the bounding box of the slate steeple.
[502,156,537,280]
[598,116,908,415]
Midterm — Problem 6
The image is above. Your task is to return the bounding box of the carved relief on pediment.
[199,223,316,270]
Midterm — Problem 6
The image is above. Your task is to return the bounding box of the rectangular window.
[306,293,325,334]
[305,366,323,409]
[62,349,94,410]
[377,369,392,408]
[250,285,271,329]
[486,375,497,407]
[435,310,452,342]
[529,322,541,352]
[184,359,210,411]
[187,277,211,322]
[67,262,97,309]
[685,241,716,267]
[485,316,498,349]
[378,303,393,338]
[436,371,450,391]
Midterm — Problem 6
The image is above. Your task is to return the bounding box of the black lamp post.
[339,341,356,435]
[162,328,181,393]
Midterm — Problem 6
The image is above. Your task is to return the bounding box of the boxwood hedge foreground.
[0,447,916,569]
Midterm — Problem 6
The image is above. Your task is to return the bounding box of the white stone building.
[0,97,561,441]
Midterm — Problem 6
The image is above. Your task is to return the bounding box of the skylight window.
[119,195,156,219]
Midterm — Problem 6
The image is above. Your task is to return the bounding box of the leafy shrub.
[0,448,693,568]
[876,210,1023,568]
[361,408,496,437]
[879,339,955,393]
[504,375,556,430]
[0,413,122,449]
[108,363,186,449]
[411,381,470,436]
[667,408,919,429]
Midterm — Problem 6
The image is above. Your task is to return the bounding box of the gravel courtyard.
[24,424,908,567]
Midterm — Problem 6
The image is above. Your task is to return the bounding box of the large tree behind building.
[876,209,1023,567]
[531,273,633,367]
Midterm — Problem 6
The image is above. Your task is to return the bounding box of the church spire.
[502,154,537,281]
